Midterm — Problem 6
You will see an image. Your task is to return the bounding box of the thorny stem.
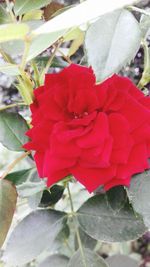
[40,39,63,83]
[0,102,27,111]
[1,151,31,180]
[58,49,72,64]
[20,40,31,70]
[67,183,87,267]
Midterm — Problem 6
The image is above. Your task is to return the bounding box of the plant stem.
[0,102,27,112]
[58,49,72,64]
[31,60,40,87]
[67,182,74,213]
[67,183,87,267]
[1,151,31,180]
[20,40,31,70]
[16,76,33,105]
[40,39,63,84]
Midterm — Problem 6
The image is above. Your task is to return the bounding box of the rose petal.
[71,164,116,192]
[77,112,109,148]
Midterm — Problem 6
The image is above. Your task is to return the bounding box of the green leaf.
[0,111,29,151]
[68,248,109,267]
[77,194,147,242]
[0,63,20,76]
[0,40,24,57]
[64,27,84,42]
[38,254,69,267]
[106,255,138,267]
[34,0,141,35]
[23,10,43,21]
[0,20,43,57]
[0,23,29,43]
[27,30,66,61]
[6,168,45,210]
[0,4,11,24]
[6,168,46,198]
[57,224,70,242]
[14,0,52,16]
[0,180,17,248]
[28,191,43,210]
[16,169,46,198]
[17,180,45,198]
[2,209,67,266]
[74,227,97,251]
[68,30,84,57]
[106,186,127,211]
[85,9,141,82]
[40,185,65,207]
[5,168,35,185]
[128,171,150,228]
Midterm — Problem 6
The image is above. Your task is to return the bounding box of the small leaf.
[106,255,138,267]
[68,248,108,267]
[23,10,43,21]
[77,194,147,242]
[68,30,84,57]
[14,0,52,16]
[85,9,141,82]
[0,63,20,76]
[74,227,97,251]
[2,209,67,266]
[64,27,83,42]
[0,180,17,248]
[38,254,69,267]
[0,112,29,151]
[40,185,65,207]
[128,171,150,228]
[106,186,127,211]
[5,168,35,185]
[0,23,29,43]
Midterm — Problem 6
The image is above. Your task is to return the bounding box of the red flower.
[24,64,150,192]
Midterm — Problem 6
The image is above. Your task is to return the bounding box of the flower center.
[73,111,89,119]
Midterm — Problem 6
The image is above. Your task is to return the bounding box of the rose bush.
[24,64,150,192]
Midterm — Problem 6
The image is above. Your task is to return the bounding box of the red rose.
[24,64,150,192]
